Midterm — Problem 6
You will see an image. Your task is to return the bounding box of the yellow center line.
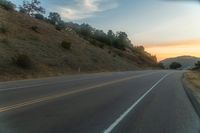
[0,72,158,113]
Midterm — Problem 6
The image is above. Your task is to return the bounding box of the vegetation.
[170,62,182,69]
[0,23,8,33]
[194,61,200,69]
[0,0,159,80]
[61,41,71,50]
[13,54,33,69]
[19,0,45,16]
[34,13,44,20]
[1,38,9,44]
[48,12,61,25]
[158,62,165,69]
[30,26,39,33]
[0,0,15,10]
[73,23,133,50]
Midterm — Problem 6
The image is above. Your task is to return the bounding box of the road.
[0,70,199,133]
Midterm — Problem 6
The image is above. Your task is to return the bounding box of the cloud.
[55,0,118,20]
[145,39,200,61]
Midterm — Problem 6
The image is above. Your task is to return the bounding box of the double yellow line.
[0,72,157,113]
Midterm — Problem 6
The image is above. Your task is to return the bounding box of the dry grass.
[0,7,156,81]
[0,7,136,81]
[185,71,200,103]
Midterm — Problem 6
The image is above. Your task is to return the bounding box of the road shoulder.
[183,71,200,118]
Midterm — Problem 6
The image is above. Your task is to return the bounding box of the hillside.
[0,7,157,81]
[161,56,200,69]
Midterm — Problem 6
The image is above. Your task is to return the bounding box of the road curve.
[0,70,199,133]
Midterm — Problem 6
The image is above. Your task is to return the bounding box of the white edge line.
[103,73,171,133]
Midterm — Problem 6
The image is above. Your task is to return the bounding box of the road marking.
[0,72,157,113]
[103,73,171,133]
[0,71,148,91]
[0,75,116,92]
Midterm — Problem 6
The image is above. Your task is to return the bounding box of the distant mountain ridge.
[161,56,200,69]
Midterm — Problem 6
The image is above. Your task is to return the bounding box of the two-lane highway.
[0,70,199,133]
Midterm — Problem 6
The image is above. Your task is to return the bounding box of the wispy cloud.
[55,0,119,20]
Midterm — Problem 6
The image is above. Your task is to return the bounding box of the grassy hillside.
[0,7,157,81]
[161,56,200,69]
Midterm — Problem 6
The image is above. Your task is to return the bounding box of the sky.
[10,0,200,61]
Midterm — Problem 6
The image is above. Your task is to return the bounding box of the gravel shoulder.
[183,70,200,117]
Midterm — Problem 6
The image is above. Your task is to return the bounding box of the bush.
[195,61,200,69]
[34,14,44,20]
[0,0,15,10]
[0,24,8,34]
[61,41,71,50]
[13,54,32,69]
[1,38,9,44]
[158,62,165,69]
[55,25,62,31]
[30,26,39,33]
[169,62,182,69]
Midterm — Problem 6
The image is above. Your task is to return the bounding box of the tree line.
[0,0,158,65]
[1,0,134,50]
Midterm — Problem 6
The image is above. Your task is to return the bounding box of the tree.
[170,62,182,69]
[107,30,115,46]
[158,62,165,69]
[34,13,44,20]
[48,12,61,25]
[19,0,45,16]
[56,20,65,31]
[113,31,133,50]
[93,30,108,44]
[0,0,16,10]
[80,23,93,37]
[195,61,200,69]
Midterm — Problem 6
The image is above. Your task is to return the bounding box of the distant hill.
[161,56,200,69]
[0,7,157,81]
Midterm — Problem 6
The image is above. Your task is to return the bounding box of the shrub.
[13,54,32,69]
[195,61,200,69]
[30,26,39,33]
[1,38,9,44]
[0,24,8,34]
[98,43,104,49]
[169,62,182,69]
[61,41,71,50]
[34,14,44,20]
[0,0,15,10]
[55,25,62,31]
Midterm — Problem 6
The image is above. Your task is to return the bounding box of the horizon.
[10,0,200,61]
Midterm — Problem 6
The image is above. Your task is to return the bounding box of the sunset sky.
[11,0,200,61]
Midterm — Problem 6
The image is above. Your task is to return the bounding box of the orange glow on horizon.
[145,39,200,61]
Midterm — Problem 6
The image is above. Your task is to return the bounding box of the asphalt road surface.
[0,70,200,133]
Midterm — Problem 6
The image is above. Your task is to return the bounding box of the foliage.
[134,46,145,52]
[48,12,61,25]
[1,38,9,44]
[13,54,32,69]
[19,0,45,16]
[0,23,8,33]
[30,26,39,33]
[158,62,165,69]
[195,61,200,69]
[79,23,93,37]
[0,0,15,10]
[113,32,132,50]
[170,62,182,69]
[34,13,44,20]
[61,41,71,50]
[74,23,133,50]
